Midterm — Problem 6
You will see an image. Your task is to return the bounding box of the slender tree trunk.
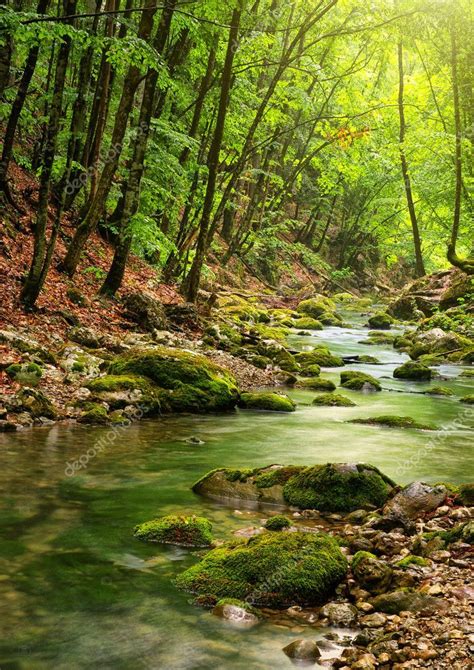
[397,40,425,277]
[20,0,77,308]
[100,0,176,296]
[183,3,243,302]
[61,2,157,277]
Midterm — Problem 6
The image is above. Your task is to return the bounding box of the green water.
[0,318,472,669]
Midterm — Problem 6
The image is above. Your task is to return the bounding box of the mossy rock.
[249,324,289,341]
[282,463,395,512]
[349,415,436,430]
[6,362,43,386]
[16,387,57,419]
[371,589,444,615]
[425,386,453,397]
[292,317,323,330]
[396,555,430,569]
[298,378,336,392]
[312,393,356,407]
[66,286,88,306]
[296,296,337,319]
[175,531,347,608]
[459,369,474,378]
[458,483,474,506]
[358,355,382,364]
[295,348,343,369]
[134,515,213,547]
[351,551,393,594]
[340,370,381,391]
[367,313,394,330]
[393,336,414,351]
[238,392,296,412]
[264,515,291,531]
[393,361,432,381]
[109,346,239,412]
[86,374,164,414]
[77,402,108,425]
[460,394,474,404]
[319,312,343,326]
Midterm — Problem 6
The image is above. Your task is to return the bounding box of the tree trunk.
[183,4,242,302]
[397,40,425,278]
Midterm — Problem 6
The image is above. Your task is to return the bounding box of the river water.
[0,316,472,669]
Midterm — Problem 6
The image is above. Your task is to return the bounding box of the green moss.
[254,466,303,489]
[358,355,382,364]
[319,312,343,326]
[422,521,473,546]
[86,374,164,414]
[393,336,413,350]
[393,361,432,381]
[367,313,394,329]
[351,550,377,571]
[238,392,296,412]
[72,361,85,373]
[250,324,289,341]
[109,346,239,412]
[459,483,474,506]
[312,393,356,407]
[264,515,291,530]
[214,598,260,616]
[425,386,454,397]
[340,370,381,391]
[283,463,393,512]
[293,317,323,330]
[295,348,343,368]
[134,515,213,547]
[460,394,474,404]
[175,531,347,607]
[225,468,257,483]
[396,555,430,569]
[299,363,321,378]
[5,362,43,386]
[459,369,474,378]
[349,415,436,430]
[297,296,337,319]
[298,378,336,391]
[77,403,108,425]
[17,387,57,419]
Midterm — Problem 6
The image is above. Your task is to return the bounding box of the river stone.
[380,482,447,532]
[371,589,447,615]
[212,603,259,627]
[352,552,393,594]
[319,601,358,627]
[282,639,321,663]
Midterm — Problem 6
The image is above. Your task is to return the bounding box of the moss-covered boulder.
[134,515,213,547]
[460,394,474,404]
[349,415,436,430]
[86,374,164,414]
[393,361,432,381]
[312,393,356,407]
[297,378,336,392]
[16,387,57,419]
[459,483,474,506]
[175,531,347,607]
[371,589,445,615]
[424,386,453,397]
[340,370,381,391]
[367,313,394,330]
[351,551,393,594]
[264,515,291,531]
[292,317,323,330]
[283,463,394,512]
[5,362,43,386]
[77,402,108,425]
[296,348,343,369]
[296,296,336,319]
[237,392,296,412]
[109,346,239,412]
[319,311,343,326]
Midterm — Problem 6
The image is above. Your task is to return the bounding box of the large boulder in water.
[193,463,395,512]
[109,346,239,412]
[175,531,347,608]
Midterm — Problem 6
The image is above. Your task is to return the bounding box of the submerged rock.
[212,599,260,627]
[134,515,213,547]
[237,391,296,412]
[282,639,321,663]
[393,360,432,381]
[349,415,436,430]
[175,531,347,607]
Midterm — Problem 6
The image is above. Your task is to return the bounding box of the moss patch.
[367,313,394,330]
[298,378,336,391]
[292,317,323,330]
[296,348,343,368]
[264,515,291,531]
[134,515,213,547]
[396,555,430,569]
[312,393,356,407]
[238,392,296,412]
[283,463,394,512]
[340,370,381,391]
[296,296,336,319]
[6,362,43,386]
[460,394,474,404]
[77,402,108,425]
[425,386,454,397]
[349,415,436,430]
[393,361,432,381]
[175,531,347,607]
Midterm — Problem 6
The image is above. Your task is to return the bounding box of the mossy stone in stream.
[424,386,453,397]
[312,393,356,407]
[134,515,213,547]
[367,313,394,330]
[458,483,474,506]
[109,346,239,412]
[459,369,474,378]
[175,531,347,607]
[393,360,432,381]
[358,355,382,364]
[296,348,343,368]
[298,378,336,391]
[77,402,108,425]
[282,463,394,512]
[319,311,343,326]
[349,415,436,430]
[86,374,164,414]
[460,394,474,404]
[296,296,337,319]
[293,317,323,330]
[238,392,296,412]
[264,515,291,530]
[340,370,381,391]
